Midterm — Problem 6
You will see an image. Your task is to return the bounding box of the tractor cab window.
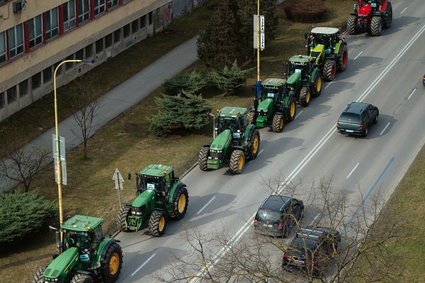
[164,174,171,189]
[142,176,164,192]
[218,118,241,133]
[260,87,278,101]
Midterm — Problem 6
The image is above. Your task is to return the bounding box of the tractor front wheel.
[337,45,348,72]
[70,274,94,283]
[198,147,209,171]
[272,113,284,133]
[370,16,383,36]
[100,242,123,283]
[323,60,336,81]
[173,186,189,220]
[246,110,255,124]
[312,74,323,97]
[32,266,46,283]
[230,150,245,174]
[149,210,167,237]
[347,14,357,35]
[249,129,260,159]
[299,87,311,107]
[116,204,130,232]
[286,99,297,121]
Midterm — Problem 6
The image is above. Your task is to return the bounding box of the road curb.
[180,161,198,179]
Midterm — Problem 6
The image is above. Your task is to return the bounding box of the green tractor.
[198,107,260,174]
[33,215,123,283]
[247,78,297,133]
[117,164,188,237]
[306,27,348,81]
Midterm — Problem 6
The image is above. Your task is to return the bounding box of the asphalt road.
[116,0,425,281]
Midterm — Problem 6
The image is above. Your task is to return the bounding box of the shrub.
[162,70,206,96]
[284,0,327,23]
[0,191,57,244]
[208,60,253,95]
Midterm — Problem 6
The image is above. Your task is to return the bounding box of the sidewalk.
[0,36,198,192]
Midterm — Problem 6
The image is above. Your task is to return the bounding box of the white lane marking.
[400,7,408,14]
[356,23,425,102]
[196,196,216,215]
[407,88,416,100]
[380,122,391,136]
[354,51,363,60]
[294,110,304,120]
[191,22,425,282]
[346,163,360,179]
[309,213,321,226]
[257,149,265,156]
[325,81,334,89]
[131,253,156,277]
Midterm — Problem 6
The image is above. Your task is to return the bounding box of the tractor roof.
[61,215,103,232]
[140,164,173,177]
[289,55,314,64]
[311,27,339,35]
[262,78,286,87]
[219,107,247,118]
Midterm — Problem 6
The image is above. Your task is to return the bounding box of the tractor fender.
[372,11,383,16]
[242,124,257,146]
[282,94,295,109]
[380,1,388,12]
[202,144,211,148]
[309,68,321,85]
[334,42,342,55]
[97,238,116,264]
[233,145,245,151]
[167,182,186,205]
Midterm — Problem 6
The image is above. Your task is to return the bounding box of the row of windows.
[0,0,123,64]
[0,12,152,110]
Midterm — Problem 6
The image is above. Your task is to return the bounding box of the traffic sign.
[52,134,67,185]
[112,168,124,190]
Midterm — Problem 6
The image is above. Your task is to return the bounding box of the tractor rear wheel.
[100,242,123,283]
[32,266,46,283]
[312,74,323,97]
[116,204,130,232]
[230,150,245,174]
[198,147,209,171]
[70,274,94,283]
[323,60,336,81]
[149,210,167,237]
[370,16,383,36]
[337,45,348,72]
[347,14,357,35]
[246,110,255,124]
[272,113,284,133]
[286,98,297,121]
[299,87,311,107]
[172,186,189,219]
[249,129,260,159]
[384,4,392,28]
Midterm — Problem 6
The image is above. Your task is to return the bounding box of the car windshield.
[256,209,281,222]
[339,112,361,123]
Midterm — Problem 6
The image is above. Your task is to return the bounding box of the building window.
[0,32,6,63]
[32,73,41,89]
[43,67,52,83]
[78,0,90,24]
[76,48,84,59]
[107,0,118,8]
[113,29,120,43]
[7,86,17,104]
[132,20,139,34]
[65,55,74,70]
[140,15,146,29]
[94,0,105,16]
[95,38,103,54]
[29,15,43,48]
[0,92,4,109]
[123,24,130,38]
[85,44,93,58]
[8,24,24,58]
[64,0,76,31]
[19,80,28,97]
[148,12,153,25]
[105,33,112,48]
[45,8,59,40]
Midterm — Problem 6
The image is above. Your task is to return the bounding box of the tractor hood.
[258,98,274,112]
[210,129,232,151]
[358,4,372,16]
[286,72,301,85]
[132,189,155,207]
[44,247,79,279]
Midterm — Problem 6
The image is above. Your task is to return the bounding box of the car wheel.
[363,127,368,137]
[373,114,379,124]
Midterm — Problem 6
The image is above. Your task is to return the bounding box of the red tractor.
[347,0,392,36]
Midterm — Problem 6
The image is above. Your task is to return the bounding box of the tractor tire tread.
[70,273,94,283]
[100,242,123,283]
[172,186,189,220]
[149,210,166,237]
[229,150,245,174]
[198,147,209,171]
[371,16,383,36]
[299,87,311,107]
[347,14,357,35]
[323,60,336,81]
[32,267,46,283]
[272,113,284,133]
[116,204,130,232]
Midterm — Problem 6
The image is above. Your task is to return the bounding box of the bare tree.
[68,77,100,159]
[0,146,49,192]
[159,178,403,283]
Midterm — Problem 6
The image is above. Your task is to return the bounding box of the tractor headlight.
[131,207,143,215]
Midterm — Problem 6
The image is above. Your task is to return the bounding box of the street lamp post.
[53,59,94,242]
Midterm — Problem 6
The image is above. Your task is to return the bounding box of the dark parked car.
[254,195,304,237]
[423,74,425,86]
[336,102,379,137]
[282,227,341,275]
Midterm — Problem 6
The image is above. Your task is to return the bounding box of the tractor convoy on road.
[32,1,394,280]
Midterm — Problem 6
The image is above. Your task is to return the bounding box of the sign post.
[112,168,124,208]
[253,9,265,98]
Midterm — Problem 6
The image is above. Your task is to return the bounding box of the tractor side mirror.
[128,173,131,180]
[49,225,59,231]
[304,33,309,40]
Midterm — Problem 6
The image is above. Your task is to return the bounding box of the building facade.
[0,0,173,122]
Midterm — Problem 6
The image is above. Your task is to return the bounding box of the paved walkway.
[1,37,198,192]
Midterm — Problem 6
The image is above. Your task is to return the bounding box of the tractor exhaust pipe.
[209,113,217,139]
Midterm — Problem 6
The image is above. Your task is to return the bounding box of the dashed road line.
[131,253,157,277]
[295,110,304,120]
[354,50,363,60]
[380,122,391,136]
[400,7,408,14]
[407,88,416,100]
[196,196,216,215]
[346,163,360,179]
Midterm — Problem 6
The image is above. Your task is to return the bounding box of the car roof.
[311,27,340,34]
[260,195,292,211]
[344,102,370,113]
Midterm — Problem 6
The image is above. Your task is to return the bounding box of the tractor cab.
[216,107,247,140]
[285,55,315,90]
[307,27,341,60]
[260,78,285,103]
[137,164,175,195]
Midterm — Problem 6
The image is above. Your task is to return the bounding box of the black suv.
[282,227,341,275]
[336,102,379,137]
[254,195,304,237]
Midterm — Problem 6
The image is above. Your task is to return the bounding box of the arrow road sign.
[112,168,124,190]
